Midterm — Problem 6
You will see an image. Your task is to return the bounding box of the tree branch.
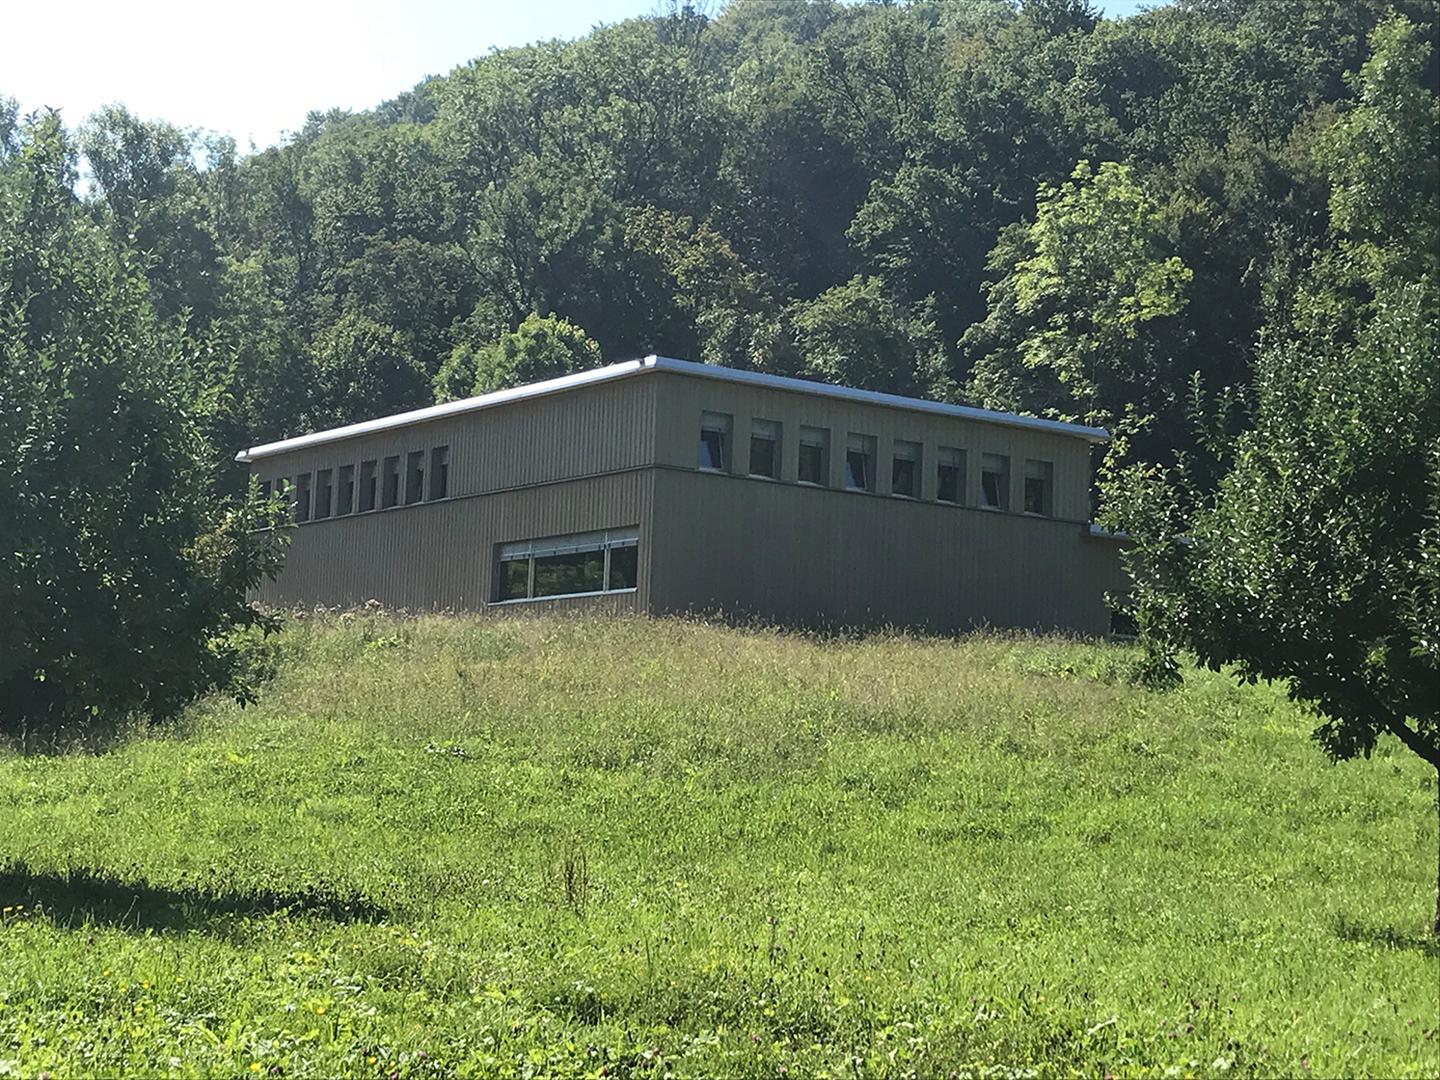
[1384,714,1440,772]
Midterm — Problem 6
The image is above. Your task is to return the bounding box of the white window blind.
[499,527,639,562]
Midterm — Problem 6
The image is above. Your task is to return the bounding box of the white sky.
[6,0,1153,152]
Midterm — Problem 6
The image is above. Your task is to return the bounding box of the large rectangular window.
[359,460,377,512]
[846,433,876,492]
[495,528,640,603]
[429,445,449,500]
[749,419,781,479]
[937,446,965,504]
[314,468,333,520]
[1024,459,1054,516]
[981,453,1010,510]
[891,440,920,498]
[798,426,829,485]
[405,451,425,505]
[337,464,355,515]
[382,455,401,508]
[699,411,731,471]
[293,472,312,523]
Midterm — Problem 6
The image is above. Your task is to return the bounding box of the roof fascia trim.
[234,353,1108,464]
[234,359,650,462]
[642,355,1110,443]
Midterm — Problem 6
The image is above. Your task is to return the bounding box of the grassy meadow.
[0,612,1435,1077]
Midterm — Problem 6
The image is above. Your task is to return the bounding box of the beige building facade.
[237,356,1128,634]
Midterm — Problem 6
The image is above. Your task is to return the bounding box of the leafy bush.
[0,116,287,736]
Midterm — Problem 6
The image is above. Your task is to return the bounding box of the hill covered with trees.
[5,0,1433,487]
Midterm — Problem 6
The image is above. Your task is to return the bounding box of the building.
[236,355,1128,634]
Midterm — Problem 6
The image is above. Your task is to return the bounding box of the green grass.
[0,612,1435,1078]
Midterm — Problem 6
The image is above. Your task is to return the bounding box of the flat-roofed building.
[236,355,1128,634]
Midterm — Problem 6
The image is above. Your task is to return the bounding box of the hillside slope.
[0,613,1435,1076]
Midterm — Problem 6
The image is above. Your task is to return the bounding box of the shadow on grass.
[0,860,388,931]
[1334,915,1440,958]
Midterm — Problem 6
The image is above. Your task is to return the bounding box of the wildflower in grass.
[250,1063,261,1073]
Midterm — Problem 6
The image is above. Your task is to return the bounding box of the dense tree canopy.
[2,0,1423,490]
[0,117,286,736]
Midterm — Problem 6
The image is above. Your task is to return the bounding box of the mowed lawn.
[0,614,1435,1077]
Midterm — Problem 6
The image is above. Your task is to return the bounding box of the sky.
[6,0,1153,152]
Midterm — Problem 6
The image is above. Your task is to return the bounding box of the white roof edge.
[235,354,1108,463]
[643,355,1109,443]
[234,359,650,462]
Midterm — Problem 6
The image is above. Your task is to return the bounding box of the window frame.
[336,464,355,516]
[891,439,921,499]
[748,419,782,480]
[845,433,876,493]
[1024,458,1054,517]
[936,446,965,505]
[797,426,830,486]
[381,455,401,509]
[429,445,449,500]
[405,450,425,506]
[314,468,333,520]
[493,527,641,605]
[359,460,378,512]
[980,452,1010,511]
[699,411,732,473]
[293,472,312,523]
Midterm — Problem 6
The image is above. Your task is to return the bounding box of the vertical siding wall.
[650,372,1095,521]
[246,365,1125,632]
[646,372,1125,634]
[249,379,659,610]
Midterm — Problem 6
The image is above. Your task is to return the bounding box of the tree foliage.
[965,161,1192,428]
[25,0,1421,471]
[1101,14,1440,929]
[0,116,286,737]
[434,312,604,401]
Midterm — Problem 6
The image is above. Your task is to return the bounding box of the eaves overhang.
[234,354,1109,464]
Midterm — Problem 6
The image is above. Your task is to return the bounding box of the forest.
[2,0,1432,480]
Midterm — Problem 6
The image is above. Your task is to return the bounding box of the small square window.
[981,453,1010,510]
[337,464,355,515]
[892,440,920,498]
[429,445,449,500]
[798,426,829,485]
[359,460,377,512]
[749,419,781,479]
[382,456,401,508]
[314,468,333,519]
[258,478,272,501]
[1024,459,1054,516]
[700,411,731,471]
[937,446,965,504]
[846,433,876,492]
